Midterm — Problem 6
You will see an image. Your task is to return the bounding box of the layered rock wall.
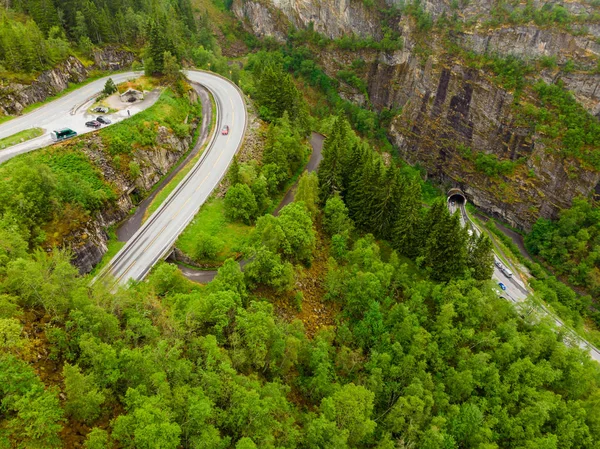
[233,0,600,229]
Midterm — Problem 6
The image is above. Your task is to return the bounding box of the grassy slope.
[176,197,253,265]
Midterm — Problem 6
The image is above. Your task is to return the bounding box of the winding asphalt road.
[0,71,155,164]
[96,70,247,286]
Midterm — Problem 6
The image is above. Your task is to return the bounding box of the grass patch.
[176,197,253,265]
[117,76,159,93]
[101,88,201,156]
[0,128,43,150]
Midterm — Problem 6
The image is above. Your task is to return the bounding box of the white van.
[501,267,513,278]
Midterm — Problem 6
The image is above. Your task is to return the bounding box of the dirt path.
[178,132,325,283]
[116,83,213,242]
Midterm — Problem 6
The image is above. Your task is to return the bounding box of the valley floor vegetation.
[2,0,600,447]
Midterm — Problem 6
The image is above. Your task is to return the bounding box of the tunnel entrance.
[447,188,467,205]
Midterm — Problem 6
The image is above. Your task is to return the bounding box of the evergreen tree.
[103,78,117,95]
[420,199,468,282]
[370,165,403,239]
[467,233,494,281]
[318,116,353,203]
[392,175,423,258]
[294,172,319,219]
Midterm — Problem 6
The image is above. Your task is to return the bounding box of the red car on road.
[221,125,229,135]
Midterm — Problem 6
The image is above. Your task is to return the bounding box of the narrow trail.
[116,83,213,242]
[177,132,325,284]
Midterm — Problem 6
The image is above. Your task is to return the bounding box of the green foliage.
[248,52,309,129]
[103,78,117,96]
[294,172,319,219]
[84,428,110,449]
[467,234,495,280]
[474,152,519,177]
[530,81,600,169]
[1,0,200,77]
[323,194,354,237]
[254,202,316,264]
[224,183,258,224]
[62,363,105,424]
[244,246,294,292]
[526,198,600,317]
[193,232,224,260]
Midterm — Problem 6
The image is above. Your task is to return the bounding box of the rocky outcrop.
[92,46,137,70]
[62,123,198,274]
[232,0,383,40]
[0,56,87,116]
[459,25,600,68]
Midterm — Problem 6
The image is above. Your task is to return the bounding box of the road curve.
[0,71,152,164]
[96,70,247,286]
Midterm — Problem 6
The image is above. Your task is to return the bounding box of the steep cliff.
[233,0,600,229]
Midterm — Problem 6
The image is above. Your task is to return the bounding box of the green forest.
[2,0,600,447]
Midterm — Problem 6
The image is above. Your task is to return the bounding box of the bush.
[193,232,223,260]
[224,184,258,224]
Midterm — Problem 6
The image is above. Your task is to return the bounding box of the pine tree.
[352,157,383,232]
[318,116,352,203]
[420,199,468,282]
[370,165,403,239]
[392,175,423,258]
[467,233,494,280]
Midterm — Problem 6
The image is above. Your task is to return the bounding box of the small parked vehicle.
[93,107,108,113]
[221,125,229,135]
[51,128,77,141]
[498,282,507,291]
[85,120,101,129]
[96,116,111,125]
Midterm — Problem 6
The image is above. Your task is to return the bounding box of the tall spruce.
[318,116,352,203]
[420,199,468,281]
[392,175,423,258]
[370,164,403,239]
[467,233,494,280]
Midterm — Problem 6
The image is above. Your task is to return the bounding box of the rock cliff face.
[92,46,137,70]
[61,124,197,274]
[0,48,137,117]
[0,56,87,116]
[233,0,600,229]
[232,0,382,40]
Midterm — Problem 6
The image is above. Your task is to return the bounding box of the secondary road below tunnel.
[448,198,600,363]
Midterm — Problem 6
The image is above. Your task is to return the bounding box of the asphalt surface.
[116,83,213,242]
[96,70,247,286]
[177,131,326,284]
[0,71,159,164]
[448,199,600,363]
